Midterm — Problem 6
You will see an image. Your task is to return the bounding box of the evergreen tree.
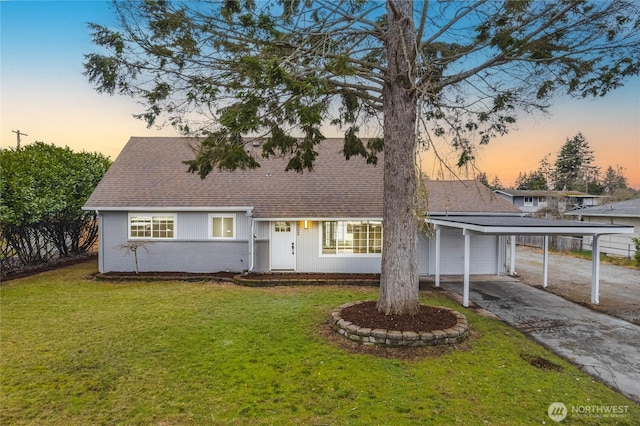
[515,171,547,190]
[490,175,504,191]
[553,133,598,191]
[476,172,490,187]
[602,165,628,193]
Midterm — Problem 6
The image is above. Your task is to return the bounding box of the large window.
[322,221,382,255]
[129,214,175,239]
[210,214,236,239]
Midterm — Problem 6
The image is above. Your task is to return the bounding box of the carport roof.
[428,215,634,236]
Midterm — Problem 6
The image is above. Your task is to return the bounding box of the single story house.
[565,198,640,258]
[84,137,633,306]
[83,137,522,276]
[495,189,606,215]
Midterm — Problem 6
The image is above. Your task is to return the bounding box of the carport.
[427,215,634,307]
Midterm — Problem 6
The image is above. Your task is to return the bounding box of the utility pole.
[11,130,28,149]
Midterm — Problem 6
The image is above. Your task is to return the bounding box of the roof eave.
[428,218,634,236]
[83,206,255,213]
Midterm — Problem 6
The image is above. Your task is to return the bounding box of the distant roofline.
[495,189,608,198]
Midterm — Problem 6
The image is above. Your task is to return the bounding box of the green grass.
[565,249,640,269]
[2,261,639,425]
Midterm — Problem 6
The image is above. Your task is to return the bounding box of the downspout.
[434,226,441,287]
[96,210,104,273]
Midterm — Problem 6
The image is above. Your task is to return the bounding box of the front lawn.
[2,261,638,425]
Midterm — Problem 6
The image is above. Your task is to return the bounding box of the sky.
[2,0,639,189]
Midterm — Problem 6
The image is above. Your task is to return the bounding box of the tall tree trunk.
[377,0,420,316]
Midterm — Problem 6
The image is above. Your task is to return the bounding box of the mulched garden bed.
[100,271,237,279]
[96,271,379,284]
[240,273,380,281]
[339,300,458,331]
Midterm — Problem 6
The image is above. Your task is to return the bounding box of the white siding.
[178,212,208,240]
[428,227,500,275]
[418,231,430,275]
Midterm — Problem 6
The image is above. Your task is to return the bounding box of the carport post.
[463,230,471,307]
[542,236,549,288]
[592,234,601,304]
[509,235,516,275]
[434,226,441,287]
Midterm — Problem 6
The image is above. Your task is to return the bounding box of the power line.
[11,129,28,149]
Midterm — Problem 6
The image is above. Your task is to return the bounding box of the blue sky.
[1,0,639,187]
[1,0,178,157]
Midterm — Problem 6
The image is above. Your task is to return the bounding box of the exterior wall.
[513,196,549,214]
[254,240,270,271]
[428,227,500,275]
[98,213,504,275]
[99,211,251,273]
[418,231,431,275]
[257,220,431,274]
[252,221,270,271]
[580,216,639,258]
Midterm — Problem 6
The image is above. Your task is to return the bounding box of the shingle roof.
[425,180,521,214]
[84,137,520,218]
[565,197,640,218]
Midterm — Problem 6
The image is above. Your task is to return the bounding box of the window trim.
[208,213,237,240]
[128,213,176,240]
[523,196,534,206]
[319,220,383,257]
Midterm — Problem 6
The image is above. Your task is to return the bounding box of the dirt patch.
[100,271,237,279]
[243,273,379,281]
[339,301,457,331]
[520,353,563,371]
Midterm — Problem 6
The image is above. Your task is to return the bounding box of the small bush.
[632,237,640,263]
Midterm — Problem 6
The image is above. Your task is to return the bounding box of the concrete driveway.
[428,247,640,403]
[510,246,640,325]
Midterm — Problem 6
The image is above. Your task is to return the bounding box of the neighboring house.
[566,198,640,258]
[83,137,522,276]
[495,189,606,215]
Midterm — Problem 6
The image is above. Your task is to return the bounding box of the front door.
[270,221,296,270]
